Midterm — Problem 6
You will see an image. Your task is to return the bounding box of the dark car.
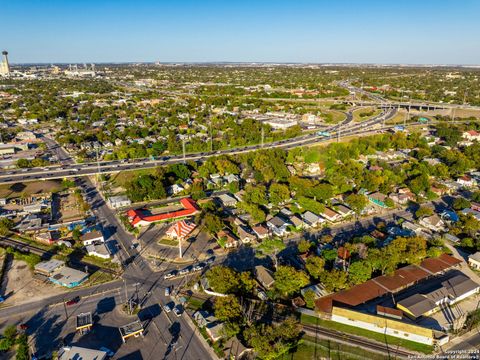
[19,324,28,330]
[66,296,80,306]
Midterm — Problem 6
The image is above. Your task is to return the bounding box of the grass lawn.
[82,271,115,286]
[291,335,389,360]
[159,238,179,247]
[186,296,206,310]
[300,314,434,354]
[110,169,156,188]
[0,180,65,199]
[323,109,347,124]
[353,107,382,122]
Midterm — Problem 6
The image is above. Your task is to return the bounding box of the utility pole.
[209,119,213,152]
[178,235,183,259]
[261,126,264,148]
[182,138,186,164]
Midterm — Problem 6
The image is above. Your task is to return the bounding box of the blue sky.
[2,0,479,64]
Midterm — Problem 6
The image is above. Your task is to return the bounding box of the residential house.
[457,175,476,188]
[168,184,184,196]
[210,174,223,186]
[266,215,290,236]
[80,230,104,246]
[255,265,275,289]
[444,233,460,243]
[224,174,239,184]
[335,204,354,218]
[302,211,323,227]
[289,214,305,229]
[402,220,427,236]
[463,130,480,141]
[251,224,269,240]
[367,192,388,208]
[205,322,225,342]
[86,243,111,259]
[217,229,239,249]
[461,208,480,221]
[468,252,480,270]
[237,225,254,244]
[389,192,410,205]
[419,214,446,232]
[107,195,132,209]
[321,208,341,222]
[216,193,238,208]
[234,190,246,202]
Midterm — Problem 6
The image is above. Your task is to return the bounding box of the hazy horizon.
[2,0,480,64]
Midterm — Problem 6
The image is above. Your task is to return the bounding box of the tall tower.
[0,51,10,75]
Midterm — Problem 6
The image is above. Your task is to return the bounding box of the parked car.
[164,271,177,280]
[165,286,171,296]
[99,347,114,357]
[19,324,28,330]
[163,302,174,313]
[206,256,215,265]
[179,267,190,275]
[193,263,205,272]
[66,296,80,306]
[173,304,183,317]
[0,296,5,303]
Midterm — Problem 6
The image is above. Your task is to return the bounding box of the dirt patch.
[0,180,64,199]
[2,260,66,306]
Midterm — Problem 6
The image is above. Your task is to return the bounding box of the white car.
[179,268,190,275]
[164,271,176,280]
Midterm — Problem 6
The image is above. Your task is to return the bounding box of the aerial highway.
[0,106,396,185]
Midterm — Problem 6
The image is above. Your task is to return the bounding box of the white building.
[86,243,111,259]
[80,230,104,246]
[107,195,132,209]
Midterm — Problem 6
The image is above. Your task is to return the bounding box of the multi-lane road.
[0,106,396,185]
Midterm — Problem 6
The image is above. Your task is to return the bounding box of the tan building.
[0,51,10,76]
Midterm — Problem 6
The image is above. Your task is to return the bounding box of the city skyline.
[2,0,480,65]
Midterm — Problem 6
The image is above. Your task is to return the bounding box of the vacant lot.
[0,180,64,199]
[55,192,86,222]
[1,260,66,305]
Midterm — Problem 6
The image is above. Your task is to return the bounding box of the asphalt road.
[0,107,396,185]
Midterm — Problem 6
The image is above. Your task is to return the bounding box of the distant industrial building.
[0,51,10,76]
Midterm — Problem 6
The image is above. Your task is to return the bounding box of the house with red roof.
[127,198,200,228]
[462,130,480,141]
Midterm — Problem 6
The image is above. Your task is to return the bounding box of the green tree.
[203,213,223,235]
[453,197,471,211]
[297,239,312,254]
[274,266,310,297]
[303,289,316,309]
[305,256,325,279]
[348,261,372,286]
[0,218,14,236]
[257,238,286,268]
[214,295,243,321]
[206,266,239,294]
[319,269,348,292]
[269,183,290,205]
[15,334,29,360]
[345,193,367,214]
[415,206,433,219]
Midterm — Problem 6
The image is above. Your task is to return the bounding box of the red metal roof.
[127,198,199,226]
[373,265,430,292]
